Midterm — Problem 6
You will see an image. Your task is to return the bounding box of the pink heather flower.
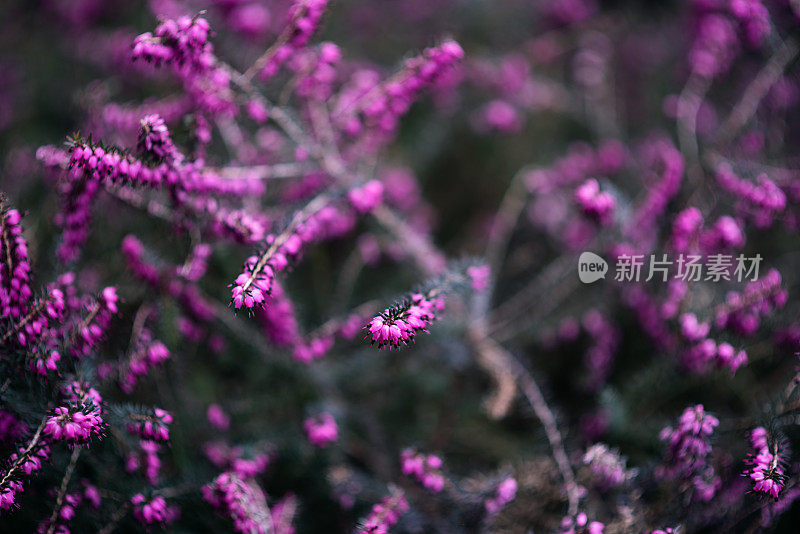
[627,139,684,245]
[748,449,784,499]
[44,406,103,443]
[257,281,300,347]
[700,216,745,251]
[138,114,179,162]
[485,477,517,514]
[132,16,213,70]
[207,404,230,431]
[358,491,409,534]
[744,427,786,500]
[347,180,384,213]
[0,481,23,510]
[716,268,786,335]
[367,293,444,349]
[729,0,770,48]
[467,265,490,292]
[671,207,704,252]
[715,164,785,228]
[679,313,710,342]
[203,472,272,534]
[336,40,463,145]
[271,494,298,534]
[126,440,163,484]
[1,207,33,320]
[72,286,119,357]
[575,178,615,226]
[750,426,769,451]
[293,336,334,363]
[30,350,61,375]
[304,413,338,447]
[131,494,178,525]
[715,342,748,373]
[128,408,173,441]
[292,42,342,101]
[63,381,102,408]
[232,454,271,479]
[583,443,635,490]
[246,100,269,123]
[689,13,739,79]
[658,405,720,500]
[226,3,271,38]
[132,16,235,116]
[259,0,331,81]
[230,202,361,313]
[82,481,101,509]
[561,512,604,534]
[3,443,50,508]
[401,449,445,492]
[475,100,522,133]
[121,330,171,393]
[231,255,275,312]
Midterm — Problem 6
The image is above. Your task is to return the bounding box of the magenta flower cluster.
[44,407,103,444]
[259,0,330,80]
[368,293,444,349]
[400,448,445,492]
[484,477,517,514]
[658,404,720,501]
[744,427,785,500]
[303,413,338,448]
[126,408,173,442]
[203,472,272,534]
[358,491,409,534]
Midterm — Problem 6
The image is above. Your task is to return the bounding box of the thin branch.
[469,330,580,516]
[96,503,131,534]
[0,417,48,489]
[475,166,531,319]
[214,162,312,180]
[715,38,798,146]
[45,448,81,534]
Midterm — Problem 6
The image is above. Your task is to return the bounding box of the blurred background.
[2,0,800,532]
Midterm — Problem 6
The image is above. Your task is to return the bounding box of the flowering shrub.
[1,0,800,532]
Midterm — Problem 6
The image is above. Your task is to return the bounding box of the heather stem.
[239,193,330,296]
[96,503,131,534]
[715,38,799,147]
[0,299,46,345]
[45,448,81,534]
[0,417,47,488]
[477,166,530,318]
[469,330,580,516]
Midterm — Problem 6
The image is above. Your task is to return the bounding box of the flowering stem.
[238,193,330,296]
[242,9,303,82]
[0,299,46,345]
[230,59,447,282]
[0,417,47,488]
[45,448,81,534]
